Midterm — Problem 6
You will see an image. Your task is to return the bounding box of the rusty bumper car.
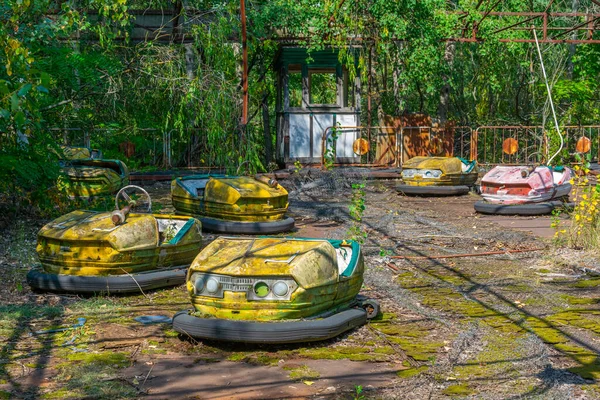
[27,186,203,294]
[57,146,129,198]
[172,237,379,343]
[397,156,478,196]
[171,174,294,234]
[474,166,574,215]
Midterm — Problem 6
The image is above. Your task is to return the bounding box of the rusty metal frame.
[319,125,471,169]
[456,12,600,44]
[320,125,395,169]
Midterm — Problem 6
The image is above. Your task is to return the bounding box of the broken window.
[288,64,302,108]
[309,70,337,105]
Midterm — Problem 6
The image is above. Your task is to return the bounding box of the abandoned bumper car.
[474,165,574,215]
[27,186,203,294]
[171,174,294,234]
[172,237,379,343]
[397,156,478,196]
[58,146,129,198]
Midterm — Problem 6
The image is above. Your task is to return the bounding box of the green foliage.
[347,182,367,243]
[323,124,340,171]
[293,160,302,174]
[353,385,365,400]
[3,0,600,213]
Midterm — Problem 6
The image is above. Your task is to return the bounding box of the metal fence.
[471,125,600,166]
[319,125,471,168]
[51,124,600,170]
[49,127,228,169]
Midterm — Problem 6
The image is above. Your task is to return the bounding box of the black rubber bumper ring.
[200,216,295,234]
[474,200,575,216]
[172,308,368,344]
[397,185,471,196]
[27,268,187,294]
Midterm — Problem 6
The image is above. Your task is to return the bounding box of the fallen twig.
[385,262,400,272]
[141,364,154,389]
[120,268,148,298]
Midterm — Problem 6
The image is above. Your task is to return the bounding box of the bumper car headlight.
[206,277,220,294]
[272,281,290,297]
[191,273,205,295]
[189,273,298,300]
[401,169,417,178]
[422,169,443,178]
[253,281,270,298]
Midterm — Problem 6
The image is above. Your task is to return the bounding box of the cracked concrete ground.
[1,172,599,399]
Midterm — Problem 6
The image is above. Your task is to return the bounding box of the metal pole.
[533,27,563,165]
[241,0,248,127]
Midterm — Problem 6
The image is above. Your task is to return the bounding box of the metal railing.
[48,127,229,169]
[471,125,600,166]
[319,125,469,168]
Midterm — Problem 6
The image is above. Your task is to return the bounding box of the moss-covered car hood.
[176,175,287,201]
[38,211,201,252]
[402,156,477,174]
[189,237,339,288]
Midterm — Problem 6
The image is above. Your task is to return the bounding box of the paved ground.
[1,173,599,399]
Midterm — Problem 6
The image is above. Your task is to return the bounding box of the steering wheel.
[115,185,152,213]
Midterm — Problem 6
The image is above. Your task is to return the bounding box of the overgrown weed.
[347,181,367,243]
[553,164,600,249]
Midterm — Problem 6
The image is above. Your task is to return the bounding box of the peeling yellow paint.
[187,237,363,320]
[58,159,129,198]
[402,157,478,187]
[37,211,202,276]
[171,176,289,221]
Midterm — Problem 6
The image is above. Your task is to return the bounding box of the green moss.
[227,352,279,366]
[42,389,78,399]
[51,351,136,399]
[546,312,600,334]
[531,327,569,344]
[568,362,600,380]
[554,343,598,359]
[283,365,321,381]
[373,346,395,354]
[504,284,532,293]
[298,346,388,362]
[442,383,474,396]
[396,366,428,378]
[481,316,524,334]
[227,353,246,362]
[571,278,600,288]
[562,295,599,305]
[372,312,397,321]
[141,348,167,355]
[66,352,129,367]
[372,324,423,337]
[163,329,180,338]
[0,391,9,400]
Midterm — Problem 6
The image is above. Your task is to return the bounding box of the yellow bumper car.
[27,186,203,294]
[171,174,294,234]
[172,237,379,343]
[397,156,478,195]
[58,146,129,198]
